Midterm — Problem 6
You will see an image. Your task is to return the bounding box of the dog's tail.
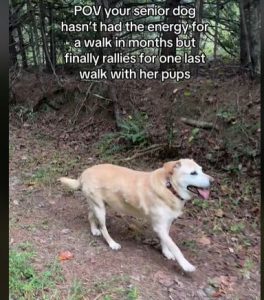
[59,177,81,190]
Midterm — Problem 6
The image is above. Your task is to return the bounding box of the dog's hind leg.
[92,203,121,250]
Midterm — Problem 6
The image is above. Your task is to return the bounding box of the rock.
[204,286,216,297]
[197,236,211,246]
[61,228,71,234]
[196,289,208,299]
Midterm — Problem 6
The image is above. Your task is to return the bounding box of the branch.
[180,117,219,131]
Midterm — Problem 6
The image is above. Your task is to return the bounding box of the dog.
[59,159,213,272]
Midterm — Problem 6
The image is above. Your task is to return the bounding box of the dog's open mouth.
[187,185,210,200]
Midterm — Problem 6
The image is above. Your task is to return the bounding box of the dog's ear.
[163,160,181,175]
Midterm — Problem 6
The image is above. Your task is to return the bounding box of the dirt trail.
[9,123,260,300]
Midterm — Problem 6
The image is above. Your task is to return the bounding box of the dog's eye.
[190,171,198,175]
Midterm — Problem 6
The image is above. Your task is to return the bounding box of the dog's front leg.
[153,222,196,272]
[159,219,175,260]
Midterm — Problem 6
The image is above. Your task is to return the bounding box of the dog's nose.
[209,176,214,184]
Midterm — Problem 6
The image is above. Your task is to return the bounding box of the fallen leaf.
[197,236,211,246]
[154,271,174,287]
[215,209,224,217]
[220,184,232,195]
[211,275,236,297]
[26,181,37,187]
[174,277,184,288]
[59,250,74,261]
[212,289,224,298]
[228,247,234,253]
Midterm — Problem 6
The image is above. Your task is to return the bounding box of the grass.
[24,153,80,187]
[9,143,15,159]
[240,258,254,279]
[193,199,209,209]
[89,275,139,300]
[68,279,87,300]
[127,286,139,300]
[9,243,64,300]
[229,223,245,234]
[182,240,197,250]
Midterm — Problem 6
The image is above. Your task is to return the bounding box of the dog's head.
[163,159,214,200]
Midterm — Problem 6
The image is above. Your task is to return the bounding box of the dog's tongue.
[198,188,210,200]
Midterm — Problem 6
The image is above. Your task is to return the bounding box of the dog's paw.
[181,261,196,272]
[109,241,121,250]
[162,249,175,260]
[91,228,101,236]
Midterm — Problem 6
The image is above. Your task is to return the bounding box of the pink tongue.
[198,188,210,200]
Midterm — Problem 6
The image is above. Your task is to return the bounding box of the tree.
[240,0,260,76]
[191,0,204,76]
[159,0,181,71]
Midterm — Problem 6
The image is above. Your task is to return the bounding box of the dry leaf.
[228,247,234,253]
[197,236,211,246]
[59,250,74,261]
[215,209,224,217]
[212,275,236,297]
[154,271,174,287]
[220,185,231,195]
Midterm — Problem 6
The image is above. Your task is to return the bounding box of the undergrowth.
[98,113,149,158]
[9,243,64,300]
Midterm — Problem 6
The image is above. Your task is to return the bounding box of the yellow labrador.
[59,159,213,272]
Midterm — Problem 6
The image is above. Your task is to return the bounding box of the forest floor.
[9,72,260,300]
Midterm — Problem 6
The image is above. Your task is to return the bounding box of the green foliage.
[9,243,63,299]
[27,155,80,186]
[98,133,126,158]
[118,113,148,146]
[12,105,37,123]
[230,222,245,234]
[217,109,236,122]
[241,258,254,279]
[193,199,209,209]
[90,275,139,300]
[188,128,200,143]
[98,113,149,157]
[127,286,139,300]
[68,279,87,300]
[182,240,197,249]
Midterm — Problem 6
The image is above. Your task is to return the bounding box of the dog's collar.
[166,180,185,201]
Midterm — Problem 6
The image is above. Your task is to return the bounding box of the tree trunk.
[239,9,248,66]
[213,0,220,60]
[191,0,204,76]
[9,28,17,67]
[96,0,121,128]
[26,0,41,69]
[39,0,52,72]
[9,2,28,69]
[240,0,260,76]
[48,3,56,67]
[16,22,28,69]
[159,0,181,71]
[28,24,37,67]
